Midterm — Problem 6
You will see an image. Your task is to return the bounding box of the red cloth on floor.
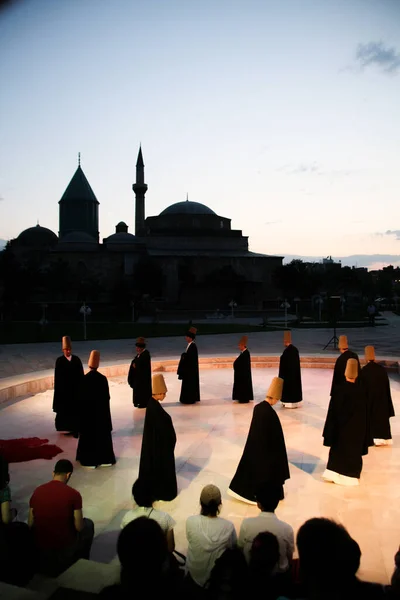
[0,438,63,463]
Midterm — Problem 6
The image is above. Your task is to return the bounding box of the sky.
[1,0,400,269]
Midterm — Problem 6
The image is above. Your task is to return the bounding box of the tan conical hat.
[189,326,197,335]
[345,358,358,379]
[239,335,248,346]
[338,335,348,349]
[365,345,375,361]
[88,350,100,369]
[152,373,167,395]
[62,336,72,350]
[266,377,284,401]
[283,330,292,344]
[136,337,146,346]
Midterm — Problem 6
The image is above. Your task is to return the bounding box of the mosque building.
[10,148,283,309]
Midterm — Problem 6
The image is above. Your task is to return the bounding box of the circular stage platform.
[1,362,399,585]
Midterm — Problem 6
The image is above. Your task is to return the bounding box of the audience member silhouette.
[100,517,182,598]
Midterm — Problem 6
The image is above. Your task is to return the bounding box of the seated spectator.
[185,484,237,589]
[100,517,182,598]
[0,454,16,525]
[28,458,94,576]
[391,546,400,594]
[294,517,387,599]
[249,531,290,598]
[238,482,294,573]
[121,478,176,552]
[206,546,249,600]
[0,454,34,586]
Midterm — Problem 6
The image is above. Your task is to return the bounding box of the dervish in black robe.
[138,397,177,501]
[76,370,116,467]
[232,348,254,403]
[52,354,84,433]
[127,349,152,408]
[330,350,361,396]
[323,380,369,479]
[229,401,290,502]
[177,341,200,404]
[361,361,395,443]
[278,344,302,406]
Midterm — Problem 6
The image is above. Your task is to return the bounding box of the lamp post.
[79,302,92,341]
[228,299,237,319]
[280,299,290,328]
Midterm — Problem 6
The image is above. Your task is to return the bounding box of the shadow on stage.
[287,448,321,476]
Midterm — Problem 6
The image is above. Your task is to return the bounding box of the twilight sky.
[1,0,400,269]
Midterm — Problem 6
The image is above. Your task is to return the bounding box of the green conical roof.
[59,165,99,205]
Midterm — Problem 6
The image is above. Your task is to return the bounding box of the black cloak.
[127,349,152,408]
[323,380,368,478]
[52,354,84,432]
[177,341,200,404]
[360,361,395,440]
[76,370,116,467]
[330,350,361,395]
[278,344,303,404]
[138,397,177,501]
[232,348,254,403]
[229,401,290,502]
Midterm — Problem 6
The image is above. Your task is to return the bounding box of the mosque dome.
[104,222,142,245]
[159,201,216,216]
[16,224,58,248]
[105,232,141,244]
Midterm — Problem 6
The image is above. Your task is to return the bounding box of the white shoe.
[281,401,303,408]
[99,464,113,467]
[82,465,97,469]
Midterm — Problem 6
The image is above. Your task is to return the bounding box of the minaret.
[132,146,148,236]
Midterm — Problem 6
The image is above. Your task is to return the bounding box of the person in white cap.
[53,336,84,436]
[228,377,290,504]
[138,374,177,501]
[323,358,369,486]
[76,351,116,469]
[185,484,236,588]
[360,345,395,446]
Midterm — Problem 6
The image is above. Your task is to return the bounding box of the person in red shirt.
[29,459,94,576]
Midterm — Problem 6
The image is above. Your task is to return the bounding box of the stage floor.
[2,367,400,584]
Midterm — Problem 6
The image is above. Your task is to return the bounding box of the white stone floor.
[2,368,400,585]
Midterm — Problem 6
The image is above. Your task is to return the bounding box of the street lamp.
[280,299,290,328]
[79,302,92,341]
[228,299,237,319]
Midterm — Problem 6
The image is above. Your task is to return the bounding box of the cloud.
[385,230,400,240]
[355,41,400,74]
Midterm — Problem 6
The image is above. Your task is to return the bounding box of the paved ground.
[0,312,399,379]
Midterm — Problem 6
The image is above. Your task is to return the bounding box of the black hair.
[200,499,220,517]
[118,517,167,572]
[249,531,280,575]
[255,482,282,512]
[131,479,154,508]
[297,518,361,587]
[53,459,74,475]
